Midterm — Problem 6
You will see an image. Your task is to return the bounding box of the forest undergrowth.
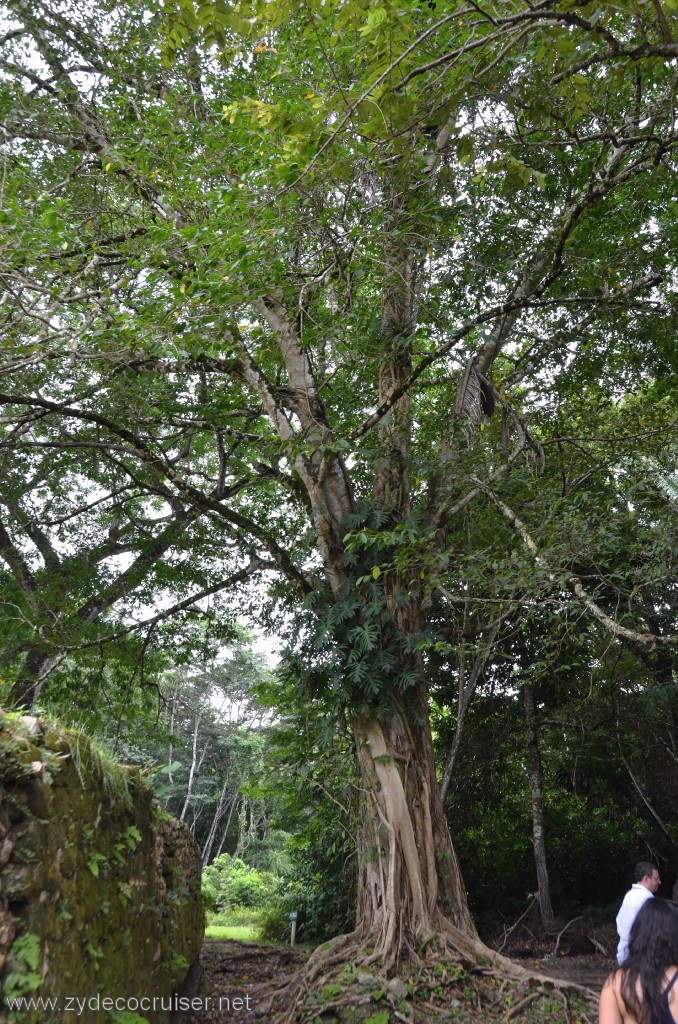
[189,932,611,1024]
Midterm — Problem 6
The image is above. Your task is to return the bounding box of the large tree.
[1,0,678,995]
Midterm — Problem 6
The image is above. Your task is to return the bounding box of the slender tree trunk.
[440,614,503,803]
[202,769,232,866]
[523,681,555,926]
[215,792,240,859]
[234,797,248,860]
[190,801,205,834]
[179,707,205,822]
[167,673,180,786]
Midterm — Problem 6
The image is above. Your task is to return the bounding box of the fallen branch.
[497,892,538,953]
[554,916,582,954]
[590,936,609,957]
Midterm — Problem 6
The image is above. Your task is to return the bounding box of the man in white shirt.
[616,861,661,964]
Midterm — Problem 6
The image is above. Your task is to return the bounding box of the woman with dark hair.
[600,898,678,1024]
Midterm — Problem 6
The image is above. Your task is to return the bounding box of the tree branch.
[473,478,677,647]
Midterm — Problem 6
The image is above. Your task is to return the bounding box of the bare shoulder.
[599,971,624,1024]
[601,970,623,994]
[665,968,678,1024]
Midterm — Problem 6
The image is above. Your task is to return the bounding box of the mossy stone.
[0,712,204,1024]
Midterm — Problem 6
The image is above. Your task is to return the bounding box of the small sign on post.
[288,910,298,947]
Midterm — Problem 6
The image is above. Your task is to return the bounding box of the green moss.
[320,982,343,999]
[0,740,38,783]
[1,712,204,1024]
[63,728,136,809]
[57,899,73,922]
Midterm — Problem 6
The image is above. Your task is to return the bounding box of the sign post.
[289,910,298,947]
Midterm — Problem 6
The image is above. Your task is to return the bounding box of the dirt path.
[523,952,615,990]
[188,939,306,1023]
[187,939,612,1023]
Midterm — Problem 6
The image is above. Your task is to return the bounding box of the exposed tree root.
[506,990,542,1019]
[263,717,600,1022]
[263,924,600,1024]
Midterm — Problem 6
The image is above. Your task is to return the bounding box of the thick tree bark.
[523,681,555,927]
[350,588,482,962]
[230,185,489,964]
[344,191,485,961]
[354,678,479,968]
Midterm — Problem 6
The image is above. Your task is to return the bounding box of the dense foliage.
[202,853,279,912]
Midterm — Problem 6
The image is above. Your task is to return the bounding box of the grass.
[205,923,261,941]
[205,908,263,942]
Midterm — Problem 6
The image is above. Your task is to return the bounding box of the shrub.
[202,854,279,912]
[259,868,355,946]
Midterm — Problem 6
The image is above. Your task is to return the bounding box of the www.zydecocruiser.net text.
[4,993,254,1015]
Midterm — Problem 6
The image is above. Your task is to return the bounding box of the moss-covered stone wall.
[0,712,204,1023]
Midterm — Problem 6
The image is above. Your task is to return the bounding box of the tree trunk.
[202,769,232,866]
[234,796,249,860]
[353,674,479,969]
[11,645,59,710]
[345,196,484,964]
[440,613,503,803]
[167,672,181,786]
[179,706,206,822]
[237,187,489,968]
[523,681,555,927]
[214,793,240,859]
